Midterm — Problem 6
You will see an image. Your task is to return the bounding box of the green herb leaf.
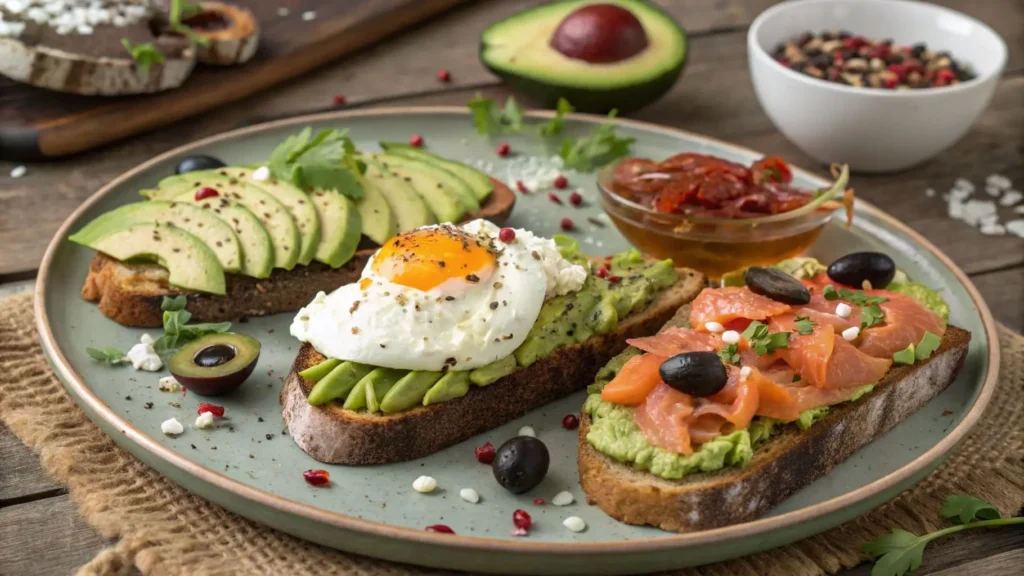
[861,304,885,329]
[892,344,916,365]
[915,331,941,361]
[559,110,635,172]
[792,374,802,383]
[152,296,231,355]
[267,127,364,197]
[742,321,790,356]
[86,346,129,366]
[538,98,574,137]
[823,285,840,300]
[940,495,1001,525]
[169,0,210,46]
[502,96,524,132]
[162,295,187,312]
[467,94,503,136]
[718,344,740,365]
[120,39,164,79]
[794,316,816,335]
[863,529,926,576]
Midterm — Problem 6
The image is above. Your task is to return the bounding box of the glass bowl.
[597,161,848,280]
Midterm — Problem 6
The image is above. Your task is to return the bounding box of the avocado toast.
[281,227,705,465]
[72,128,516,327]
[577,257,970,532]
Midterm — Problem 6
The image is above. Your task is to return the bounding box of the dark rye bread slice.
[577,305,971,533]
[280,267,706,465]
[80,177,516,327]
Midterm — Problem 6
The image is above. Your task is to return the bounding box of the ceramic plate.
[36,108,999,575]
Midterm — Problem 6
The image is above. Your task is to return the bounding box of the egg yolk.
[371,227,496,292]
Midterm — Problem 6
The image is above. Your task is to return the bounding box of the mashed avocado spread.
[584,257,945,481]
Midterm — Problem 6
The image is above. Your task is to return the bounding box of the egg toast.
[78,178,516,327]
[577,297,970,533]
[281,264,706,465]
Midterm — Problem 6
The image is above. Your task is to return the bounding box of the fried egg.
[290,220,588,371]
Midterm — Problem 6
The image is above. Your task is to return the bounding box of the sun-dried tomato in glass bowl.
[598,154,852,280]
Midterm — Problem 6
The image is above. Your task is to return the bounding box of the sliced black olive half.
[169,333,260,396]
[827,252,896,289]
[175,154,226,175]
[492,436,550,494]
[745,266,811,304]
[658,351,729,397]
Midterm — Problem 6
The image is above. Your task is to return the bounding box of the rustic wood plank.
[929,548,1024,576]
[968,266,1024,332]
[0,494,112,576]
[0,425,64,505]
[840,525,1024,575]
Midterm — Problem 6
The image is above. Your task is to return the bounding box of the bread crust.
[577,323,971,533]
[80,178,516,326]
[280,269,706,464]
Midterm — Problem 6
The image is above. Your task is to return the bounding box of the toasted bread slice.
[80,178,516,327]
[577,305,971,533]
[281,267,706,465]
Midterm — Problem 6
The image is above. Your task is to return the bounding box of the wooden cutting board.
[0,0,467,160]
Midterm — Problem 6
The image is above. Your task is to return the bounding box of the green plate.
[35,108,999,574]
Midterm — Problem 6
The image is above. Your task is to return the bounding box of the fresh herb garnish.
[538,98,574,137]
[792,374,802,383]
[863,495,1022,576]
[168,0,210,46]
[152,295,231,355]
[718,344,740,365]
[741,321,791,356]
[268,127,364,197]
[86,346,129,365]
[120,39,164,78]
[794,316,816,335]
[559,109,635,172]
[467,94,522,135]
[822,285,887,328]
[861,304,885,329]
[915,331,941,360]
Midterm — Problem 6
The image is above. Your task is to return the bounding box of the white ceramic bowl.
[748,0,1007,173]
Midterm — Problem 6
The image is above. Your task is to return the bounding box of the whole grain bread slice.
[577,304,971,533]
[280,267,706,465]
[80,177,516,327]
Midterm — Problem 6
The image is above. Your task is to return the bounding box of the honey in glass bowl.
[597,158,850,281]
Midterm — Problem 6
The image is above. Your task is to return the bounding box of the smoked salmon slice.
[634,382,695,454]
[770,313,835,387]
[626,328,719,357]
[689,287,791,328]
[600,353,667,406]
[858,292,945,358]
[756,377,867,421]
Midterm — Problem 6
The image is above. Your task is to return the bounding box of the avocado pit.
[169,333,261,396]
[550,3,649,64]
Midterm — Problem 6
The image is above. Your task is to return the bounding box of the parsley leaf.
[538,98,574,137]
[821,285,887,328]
[792,374,802,383]
[940,495,1001,524]
[268,127,364,197]
[861,304,885,329]
[794,316,816,335]
[559,109,635,171]
[152,296,231,355]
[86,346,129,366]
[467,94,504,135]
[169,0,210,46]
[718,344,740,365]
[502,96,524,132]
[823,285,841,300]
[120,39,164,79]
[741,321,791,356]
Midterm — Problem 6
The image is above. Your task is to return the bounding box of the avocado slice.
[307,361,373,406]
[309,190,362,268]
[175,194,274,279]
[363,160,435,232]
[422,371,472,406]
[379,143,493,202]
[158,177,301,270]
[69,201,242,274]
[479,0,687,113]
[355,176,399,245]
[88,223,226,295]
[379,371,442,414]
[218,167,323,267]
[376,154,477,222]
[364,368,407,413]
[469,355,517,386]
[298,358,341,383]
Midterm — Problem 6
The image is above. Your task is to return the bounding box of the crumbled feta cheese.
[277,7,290,16]
[552,491,574,506]
[1016,206,1024,215]
[985,174,1012,191]
[835,303,852,318]
[195,411,216,429]
[518,426,536,438]
[10,165,26,178]
[952,178,975,194]
[958,200,997,227]
[127,342,162,371]
[721,330,741,345]
[563,516,587,532]
[140,333,155,345]
[704,321,725,333]
[412,475,437,493]
[251,166,270,181]
[739,366,752,381]
[1006,220,1024,238]
[301,10,316,21]
[161,418,184,436]
[999,190,1022,207]
[158,376,181,393]
[841,326,860,342]
[459,488,480,503]
[924,188,935,198]
[980,223,1007,236]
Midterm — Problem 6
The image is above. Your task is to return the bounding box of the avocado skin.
[478,3,688,114]
[169,333,261,396]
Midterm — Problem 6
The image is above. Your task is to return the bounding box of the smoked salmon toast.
[578,255,970,532]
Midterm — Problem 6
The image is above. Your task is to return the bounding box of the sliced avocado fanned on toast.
[309,190,362,268]
[69,201,243,274]
[363,160,435,232]
[172,194,275,279]
[354,177,398,245]
[379,142,493,202]
[375,153,477,222]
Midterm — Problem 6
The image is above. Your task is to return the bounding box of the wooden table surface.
[1,1,1021,574]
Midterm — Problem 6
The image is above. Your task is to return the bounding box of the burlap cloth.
[1,292,1021,576]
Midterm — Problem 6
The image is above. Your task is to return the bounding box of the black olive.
[194,344,236,368]
[745,267,811,304]
[827,252,896,289]
[659,352,729,397]
[175,154,226,175]
[492,436,550,494]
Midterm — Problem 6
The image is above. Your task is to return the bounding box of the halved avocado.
[169,333,261,396]
[480,0,687,113]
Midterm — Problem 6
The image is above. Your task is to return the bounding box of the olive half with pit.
[169,333,261,396]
